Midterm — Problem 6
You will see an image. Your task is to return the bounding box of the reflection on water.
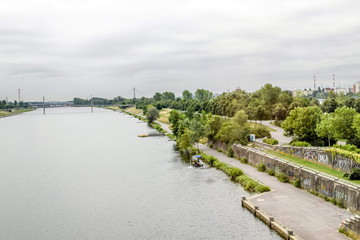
[0,107,281,240]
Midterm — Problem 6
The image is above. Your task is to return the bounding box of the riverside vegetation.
[120,107,270,194]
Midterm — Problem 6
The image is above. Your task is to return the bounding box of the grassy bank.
[0,108,34,118]
[264,149,360,184]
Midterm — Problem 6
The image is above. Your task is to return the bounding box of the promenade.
[199,144,351,240]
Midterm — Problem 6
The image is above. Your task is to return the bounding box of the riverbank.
[0,108,34,118]
[119,108,305,239]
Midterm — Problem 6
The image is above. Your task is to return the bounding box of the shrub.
[263,138,279,145]
[209,144,213,148]
[290,141,311,147]
[349,168,360,180]
[293,179,301,188]
[255,185,271,193]
[274,120,283,127]
[217,149,222,153]
[227,147,234,158]
[208,156,217,166]
[257,163,266,172]
[267,169,275,176]
[240,158,248,164]
[250,125,271,139]
[229,167,243,179]
[275,171,289,183]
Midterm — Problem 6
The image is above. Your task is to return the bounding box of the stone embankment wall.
[254,141,358,173]
[211,140,360,212]
[342,215,360,238]
[231,143,360,212]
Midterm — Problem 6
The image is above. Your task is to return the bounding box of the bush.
[293,179,301,188]
[267,169,275,176]
[240,158,248,164]
[209,144,213,148]
[229,167,243,179]
[290,141,311,147]
[255,185,271,193]
[263,138,279,145]
[208,156,217,166]
[257,163,266,172]
[275,171,289,183]
[349,168,360,180]
[250,125,271,139]
[274,120,283,127]
[227,147,234,158]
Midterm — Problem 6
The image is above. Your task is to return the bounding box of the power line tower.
[18,89,21,103]
[133,87,136,104]
[313,75,316,89]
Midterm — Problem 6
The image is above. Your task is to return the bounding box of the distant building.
[292,89,314,97]
[336,88,350,95]
[324,88,334,93]
[354,82,360,94]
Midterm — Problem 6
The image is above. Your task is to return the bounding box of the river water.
[0,107,280,240]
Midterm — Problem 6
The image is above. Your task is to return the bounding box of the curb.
[242,197,303,240]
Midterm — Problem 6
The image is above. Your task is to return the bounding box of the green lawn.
[264,149,360,185]
[0,108,34,117]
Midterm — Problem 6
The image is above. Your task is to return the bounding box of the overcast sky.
[1,0,360,101]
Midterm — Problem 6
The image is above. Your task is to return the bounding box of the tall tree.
[182,90,192,100]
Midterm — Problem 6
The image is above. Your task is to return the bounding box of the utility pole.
[91,94,93,113]
[18,89,21,103]
[133,87,136,104]
[333,74,335,89]
[314,75,316,90]
[43,96,45,115]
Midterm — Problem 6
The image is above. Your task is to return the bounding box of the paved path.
[199,144,351,240]
[253,120,292,145]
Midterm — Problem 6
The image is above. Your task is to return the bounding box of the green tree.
[233,110,248,126]
[169,110,184,137]
[282,106,322,141]
[179,129,192,151]
[316,113,335,146]
[205,115,222,141]
[153,92,162,101]
[272,103,287,120]
[321,98,338,113]
[195,89,213,102]
[146,106,159,124]
[162,92,175,101]
[332,106,356,140]
[353,114,360,138]
[182,90,192,100]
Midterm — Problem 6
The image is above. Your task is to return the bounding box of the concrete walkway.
[256,120,292,145]
[199,144,351,240]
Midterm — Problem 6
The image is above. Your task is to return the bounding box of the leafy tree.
[233,110,248,126]
[353,114,360,138]
[182,90,192,100]
[316,113,335,146]
[215,121,250,145]
[272,103,287,120]
[205,115,222,141]
[169,110,184,137]
[195,89,213,102]
[332,106,356,140]
[162,92,175,101]
[321,98,338,113]
[146,106,159,124]
[178,130,192,151]
[153,92,162,101]
[282,106,322,141]
[345,98,356,108]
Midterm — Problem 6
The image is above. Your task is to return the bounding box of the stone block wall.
[254,142,356,173]
[231,144,360,212]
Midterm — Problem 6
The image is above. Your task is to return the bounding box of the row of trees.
[73,96,133,106]
[168,108,270,152]
[282,106,360,147]
[0,100,28,109]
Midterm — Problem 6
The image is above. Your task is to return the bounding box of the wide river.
[0,107,281,240]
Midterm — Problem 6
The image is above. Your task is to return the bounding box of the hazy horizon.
[1,0,360,101]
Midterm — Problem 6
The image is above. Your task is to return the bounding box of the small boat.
[190,155,203,168]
